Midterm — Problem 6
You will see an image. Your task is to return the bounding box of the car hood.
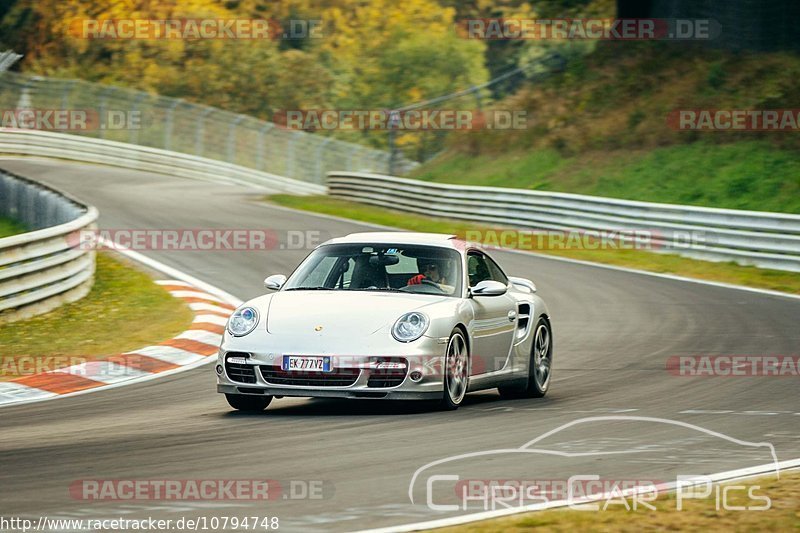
[265,290,450,338]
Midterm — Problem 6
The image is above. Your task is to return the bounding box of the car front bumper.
[215,335,448,400]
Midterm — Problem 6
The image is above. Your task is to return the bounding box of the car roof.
[321,232,463,249]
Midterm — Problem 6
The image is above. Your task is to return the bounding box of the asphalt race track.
[1,159,799,531]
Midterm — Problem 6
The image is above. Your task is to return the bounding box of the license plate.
[282,355,332,372]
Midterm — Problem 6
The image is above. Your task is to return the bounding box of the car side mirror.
[264,274,287,291]
[470,280,507,297]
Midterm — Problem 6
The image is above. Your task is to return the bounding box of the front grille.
[225,362,257,384]
[367,366,408,388]
[260,366,360,387]
[367,358,408,388]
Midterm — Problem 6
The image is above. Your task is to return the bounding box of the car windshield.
[283,243,463,297]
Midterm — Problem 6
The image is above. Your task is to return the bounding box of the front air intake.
[225,352,256,383]
[368,358,408,388]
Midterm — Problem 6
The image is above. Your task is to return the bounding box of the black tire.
[498,317,552,399]
[439,328,469,410]
[225,393,273,412]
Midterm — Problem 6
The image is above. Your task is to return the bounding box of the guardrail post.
[97,86,115,139]
[388,130,397,175]
[60,80,75,111]
[195,107,213,156]
[346,145,355,172]
[164,99,180,151]
[15,77,34,109]
[129,93,146,145]
[286,132,297,178]
[315,137,333,184]
[256,123,274,171]
[227,115,245,163]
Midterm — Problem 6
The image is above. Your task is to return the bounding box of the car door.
[466,250,516,374]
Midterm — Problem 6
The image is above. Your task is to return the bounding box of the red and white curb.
[0,280,236,407]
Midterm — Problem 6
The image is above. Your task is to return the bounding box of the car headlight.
[392,312,429,342]
[227,307,259,337]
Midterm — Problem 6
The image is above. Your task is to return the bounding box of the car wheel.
[225,393,273,412]
[499,318,552,399]
[440,328,469,410]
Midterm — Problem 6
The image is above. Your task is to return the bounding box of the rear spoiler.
[509,276,536,293]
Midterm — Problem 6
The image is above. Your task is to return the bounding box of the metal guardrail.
[328,172,800,273]
[0,129,327,195]
[0,72,418,183]
[0,169,97,321]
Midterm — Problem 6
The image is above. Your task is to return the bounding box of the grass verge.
[0,251,194,380]
[408,44,800,214]
[428,472,800,532]
[411,142,800,214]
[268,194,800,295]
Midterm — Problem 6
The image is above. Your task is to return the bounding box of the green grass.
[411,142,800,214]
[0,252,194,379]
[407,44,800,214]
[0,216,27,238]
[430,472,800,532]
[268,194,800,295]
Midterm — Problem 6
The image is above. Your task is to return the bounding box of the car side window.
[485,255,509,284]
[467,252,492,287]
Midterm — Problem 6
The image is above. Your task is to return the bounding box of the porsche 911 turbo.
[216,232,553,411]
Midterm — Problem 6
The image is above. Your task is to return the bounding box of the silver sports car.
[216,232,553,411]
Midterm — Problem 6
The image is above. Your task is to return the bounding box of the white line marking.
[681,409,735,414]
[128,346,207,366]
[155,280,193,287]
[0,382,57,405]
[168,290,226,302]
[358,459,800,533]
[175,329,221,346]
[188,302,235,315]
[51,361,151,384]
[192,314,228,326]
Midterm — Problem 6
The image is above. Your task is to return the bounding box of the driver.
[407,261,448,286]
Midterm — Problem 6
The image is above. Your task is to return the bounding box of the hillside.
[411,43,800,213]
